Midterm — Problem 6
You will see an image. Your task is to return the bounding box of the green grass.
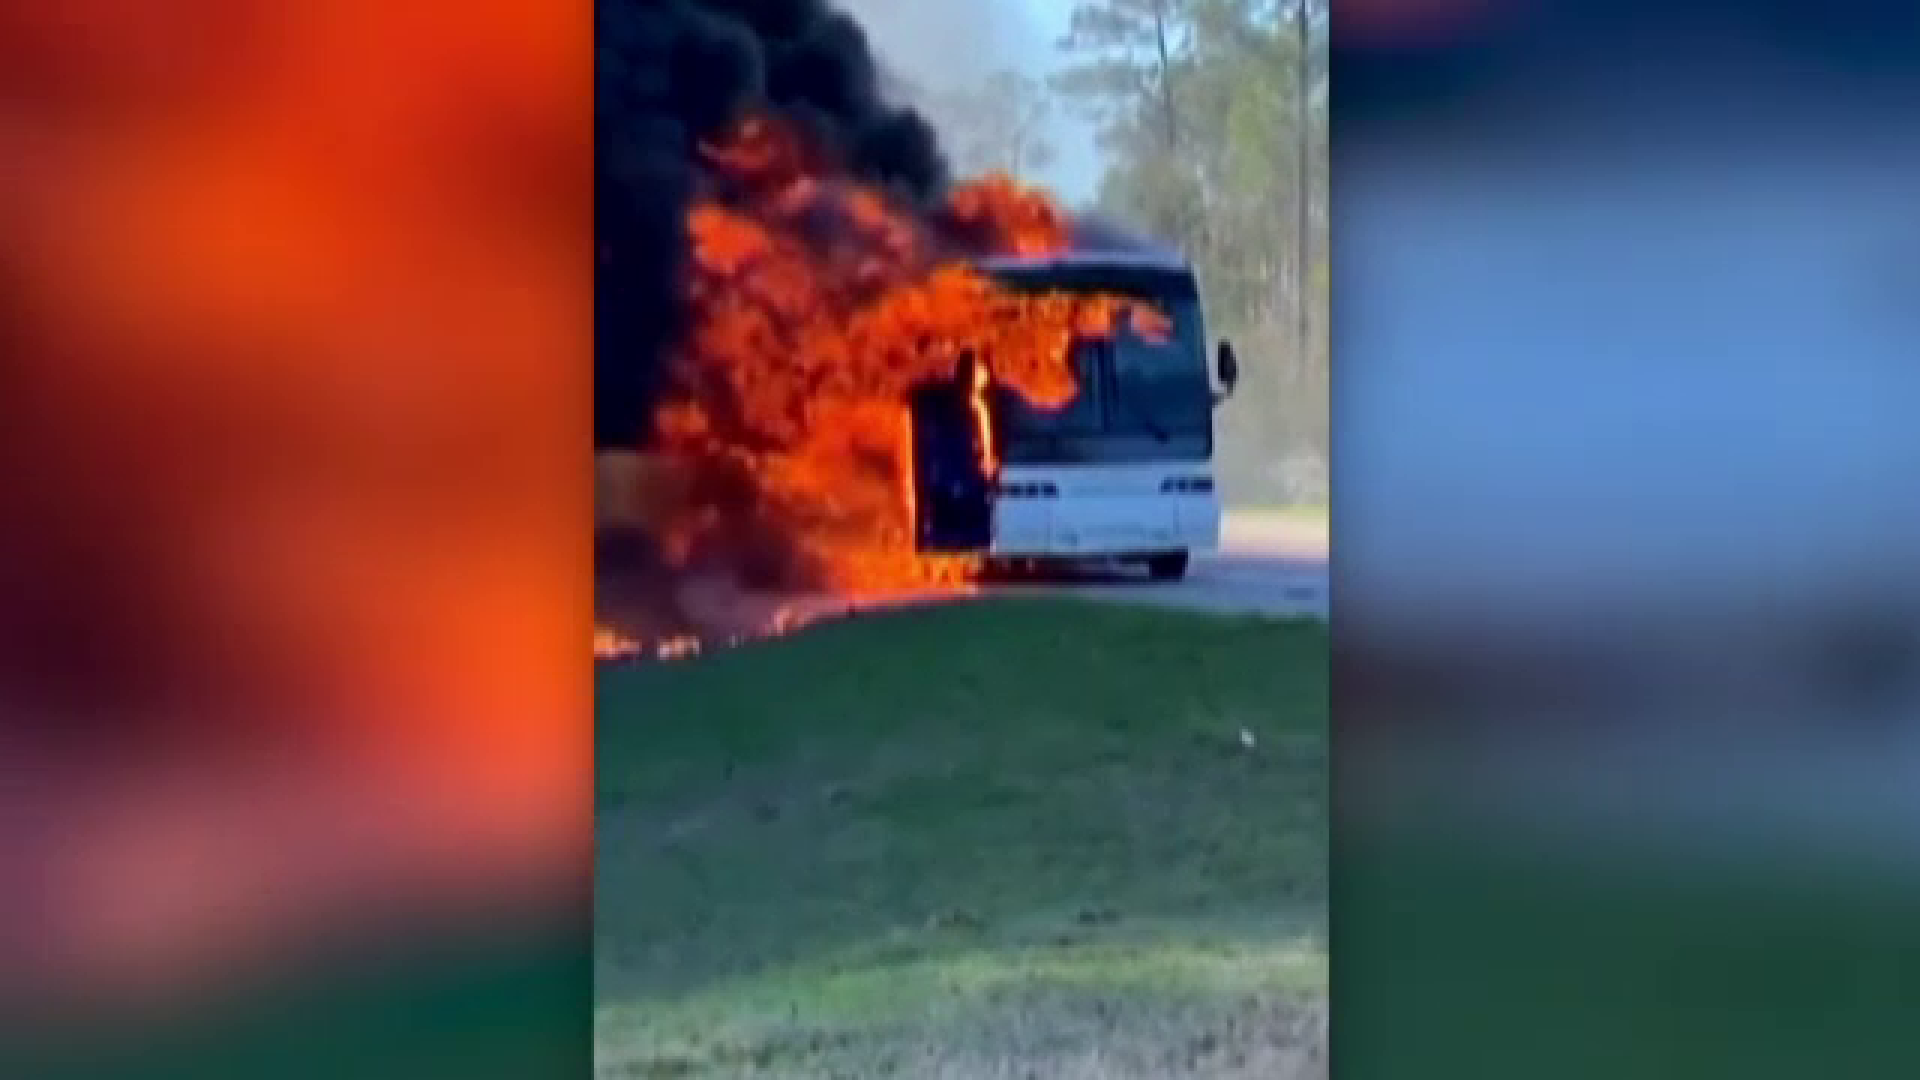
[595,598,1328,1078]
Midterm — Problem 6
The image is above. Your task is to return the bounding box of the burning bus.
[908,237,1241,581]
[596,118,1247,642]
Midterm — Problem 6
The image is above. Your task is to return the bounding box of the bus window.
[1001,336,1107,436]
[1109,296,1211,435]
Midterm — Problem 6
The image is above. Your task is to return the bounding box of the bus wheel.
[985,557,1047,582]
[1146,551,1190,582]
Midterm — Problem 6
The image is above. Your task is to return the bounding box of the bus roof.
[976,250,1192,275]
[976,215,1192,277]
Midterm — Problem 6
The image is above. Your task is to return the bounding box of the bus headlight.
[995,481,1059,499]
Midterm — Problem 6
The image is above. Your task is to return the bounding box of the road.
[1025,511,1330,620]
[632,511,1330,656]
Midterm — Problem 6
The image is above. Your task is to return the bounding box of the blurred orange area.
[0,0,588,1003]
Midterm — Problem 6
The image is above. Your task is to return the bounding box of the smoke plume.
[596,0,950,448]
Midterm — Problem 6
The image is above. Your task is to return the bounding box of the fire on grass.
[597,114,1163,664]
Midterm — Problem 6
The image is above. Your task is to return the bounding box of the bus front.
[979,254,1238,580]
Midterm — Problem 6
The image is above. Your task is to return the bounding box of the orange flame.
[644,115,1148,594]
[967,358,998,479]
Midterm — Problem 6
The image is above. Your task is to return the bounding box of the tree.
[1054,0,1205,250]
[1054,0,1190,152]
[1055,0,1329,502]
[921,70,1058,183]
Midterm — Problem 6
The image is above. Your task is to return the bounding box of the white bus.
[908,249,1240,581]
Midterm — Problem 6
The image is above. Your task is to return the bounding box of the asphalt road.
[1020,512,1330,621]
[635,512,1330,652]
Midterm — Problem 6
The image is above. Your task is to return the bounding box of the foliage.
[923,69,1060,184]
[1057,0,1329,502]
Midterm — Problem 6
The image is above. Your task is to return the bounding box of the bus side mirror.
[1216,340,1240,393]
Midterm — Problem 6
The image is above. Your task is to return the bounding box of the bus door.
[907,379,994,553]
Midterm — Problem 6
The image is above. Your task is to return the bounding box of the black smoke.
[595,0,951,448]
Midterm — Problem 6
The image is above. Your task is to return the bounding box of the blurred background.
[1338,1,1920,1076]
[0,2,589,1076]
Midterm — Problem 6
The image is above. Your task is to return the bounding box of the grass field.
[595,598,1328,1079]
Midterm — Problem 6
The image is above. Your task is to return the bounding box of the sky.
[838,0,1102,203]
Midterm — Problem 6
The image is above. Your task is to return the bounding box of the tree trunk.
[1152,0,1179,151]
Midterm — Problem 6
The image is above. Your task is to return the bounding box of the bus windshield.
[984,260,1213,463]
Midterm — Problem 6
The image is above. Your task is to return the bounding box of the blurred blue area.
[1341,123,1920,647]
[1337,2,1920,1076]
[1337,0,1920,692]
